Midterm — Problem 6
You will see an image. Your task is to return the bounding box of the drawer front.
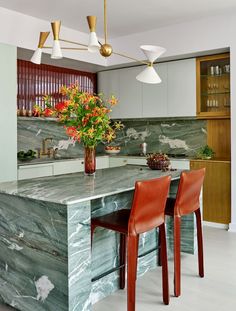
[18,164,54,180]
[96,156,110,169]
[53,160,84,175]
[109,157,128,168]
[170,160,190,170]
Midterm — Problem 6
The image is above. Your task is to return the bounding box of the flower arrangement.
[34,83,123,148]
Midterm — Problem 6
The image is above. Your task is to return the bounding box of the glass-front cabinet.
[196,53,230,119]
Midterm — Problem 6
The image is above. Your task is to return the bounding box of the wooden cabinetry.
[190,159,231,224]
[196,53,230,119]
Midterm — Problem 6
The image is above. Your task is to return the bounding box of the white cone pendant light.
[31,48,43,64]
[136,66,161,84]
[87,16,100,52]
[136,45,166,84]
[88,32,100,52]
[51,40,63,59]
[140,45,166,63]
[51,21,63,59]
[31,32,50,65]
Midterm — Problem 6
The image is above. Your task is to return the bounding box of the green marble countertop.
[0,165,181,205]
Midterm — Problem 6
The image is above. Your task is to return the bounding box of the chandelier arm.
[59,38,88,47]
[113,51,150,66]
[104,0,108,44]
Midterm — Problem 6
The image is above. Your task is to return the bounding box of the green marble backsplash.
[18,118,207,157]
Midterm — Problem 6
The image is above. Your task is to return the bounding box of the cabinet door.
[97,70,120,119]
[53,159,84,175]
[96,156,110,169]
[142,63,168,117]
[18,163,54,180]
[109,157,128,168]
[119,67,143,118]
[190,160,231,224]
[170,159,190,170]
[167,59,196,117]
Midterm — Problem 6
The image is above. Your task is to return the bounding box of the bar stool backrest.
[128,175,171,235]
[174,168,205,216]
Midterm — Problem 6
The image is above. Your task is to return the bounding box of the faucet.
[37,137,53,158]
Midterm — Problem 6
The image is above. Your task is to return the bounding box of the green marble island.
[0,165,196,311]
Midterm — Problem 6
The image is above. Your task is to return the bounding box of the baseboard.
[203,221,229,230]
[228,222,236,232]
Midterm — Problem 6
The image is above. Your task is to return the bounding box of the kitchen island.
[0,165,196,311]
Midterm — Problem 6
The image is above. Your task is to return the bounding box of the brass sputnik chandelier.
[31,0,166,84]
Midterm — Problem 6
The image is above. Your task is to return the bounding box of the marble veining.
[0,166,196,311]
[18,118,206,158]
[0,165,181,205]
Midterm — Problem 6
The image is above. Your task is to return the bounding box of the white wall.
[0,43,17,182]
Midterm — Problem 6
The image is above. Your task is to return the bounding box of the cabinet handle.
[123,160,127,163]
[81,161,84,164]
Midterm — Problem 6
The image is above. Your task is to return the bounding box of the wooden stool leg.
[127,234,139,311]
[195,208,204,277]
[174,215,181,297]
[159,223,169,305]
[158,228,162,266]
[120,233,127,289]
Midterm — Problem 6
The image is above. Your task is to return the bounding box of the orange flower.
[43,108,54,117]
[55,102,68,112]
[108,95,118,106]
[66,126,78,138]
[106,130,116,142]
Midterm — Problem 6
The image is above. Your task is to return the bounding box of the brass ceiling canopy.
[31,0,166,84]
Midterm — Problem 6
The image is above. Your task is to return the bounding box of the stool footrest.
[91,246,160,282]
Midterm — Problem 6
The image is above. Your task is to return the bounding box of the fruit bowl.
[105,146,121,154]
[146,153,170,170]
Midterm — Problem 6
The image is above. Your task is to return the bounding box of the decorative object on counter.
[35,82,124,175]
[17,149,36,161]
[30,0,166,84]
[146,153,170,170]
[104,145,121,154]
[140,142,147,156]
[196,144,214,159]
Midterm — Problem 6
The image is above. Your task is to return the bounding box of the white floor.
[1,227,236,311]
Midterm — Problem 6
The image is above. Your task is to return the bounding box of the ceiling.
[1,0,236,39]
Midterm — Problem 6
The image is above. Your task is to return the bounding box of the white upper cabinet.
[98,70,120,119]
[119,67,143,118]
[97,58,196,118]
[167,58,196,117]
[142,63,168,117]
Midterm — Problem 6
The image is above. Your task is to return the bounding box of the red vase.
[84,146,96,175]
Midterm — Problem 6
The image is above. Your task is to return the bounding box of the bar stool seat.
[91,176,171,311]
[92,209,130,234]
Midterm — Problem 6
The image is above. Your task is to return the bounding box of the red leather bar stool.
[91,176,171,311]
[164,168,205,297]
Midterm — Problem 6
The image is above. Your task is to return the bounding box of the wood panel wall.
[17,60,97,111]
[190,160,231,224]
[207,119,231,159]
